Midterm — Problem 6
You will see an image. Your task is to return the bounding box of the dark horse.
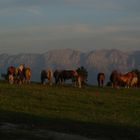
[110,70,120,88]
[97,72,105,87]
[53,70,77,84]
[53,69,81,88]
[41,69,53,85]
[53,70,63,84]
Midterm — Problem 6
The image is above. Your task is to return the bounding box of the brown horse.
[97,73,105,87]
[7,66,16,84]
[118,72,132,88]
[5,65,31,84]
[14,65,29,84]
[110,70,119,88]
[41,68,53,85]
[23,67,31,84]
[7,66,15,75]
[110,70,137,88]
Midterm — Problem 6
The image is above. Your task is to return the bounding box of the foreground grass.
[0,81,140,139]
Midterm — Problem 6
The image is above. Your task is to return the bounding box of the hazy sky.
[0,0,140,54]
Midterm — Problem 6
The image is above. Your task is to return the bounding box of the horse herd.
[1,64,31,85]
[97,70,138,88]
[1,64,83,88]
[41,69,83,88]
[109,70,138,88]
[1,64,139,89]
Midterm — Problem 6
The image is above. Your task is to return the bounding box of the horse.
[118,72,132,88]
[18,64,25,72]
[97,73,105,87]
[7,66,15,75]
[53,70,63,85]
[53,70,77,84]
[118,71,138,88]
[14,64,27,84]
[110,70,120,88]
[61,70,78,82]
[5,65,31,84]
[7,66,16,84]
[61,70,82,88]
[23,67,31,84]
[1,66,15,83]
[130,76,138,88]
[127,71,138,88]
[53,69,82,88]
[110,70,137,88]
[41,68,53,85]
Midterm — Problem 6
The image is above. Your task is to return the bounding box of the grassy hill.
[0,81,140,139]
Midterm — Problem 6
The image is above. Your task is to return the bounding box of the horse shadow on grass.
[0,109,140,140]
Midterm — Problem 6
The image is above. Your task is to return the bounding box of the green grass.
[0,81,140,139]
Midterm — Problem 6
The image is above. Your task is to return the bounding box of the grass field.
[0,80,140,139]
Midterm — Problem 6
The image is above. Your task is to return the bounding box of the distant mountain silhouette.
[0,49,140,85]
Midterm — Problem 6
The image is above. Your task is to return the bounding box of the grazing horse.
[118,72,133,88]
[7,66,15,75]
[97,73,105,87]
[110,70,138,88]
[18,64,25,73]
[7,66,16,84]
[130,76,138,87]
[62,70,82,88]
[14,65,26,84]
[53,69,81,88]
[5,65,31,84]
[41,68,53,85]
[53,70,63,84]
[110,70,120,88]
[53,70,77,84]
[23,67,31,84]
[127,71,138,88]
[61,70,78,82]
[118,71,138,88]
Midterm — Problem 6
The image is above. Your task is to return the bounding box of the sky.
[0,0,140,54]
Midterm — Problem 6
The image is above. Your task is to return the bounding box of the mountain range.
[0,49,140,85]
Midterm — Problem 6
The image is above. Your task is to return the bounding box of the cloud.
[0,24,93,40]
[0,0,44,16]
[1,23,140,41]
[0,23,140,54]
[115,37,140,44]
[0,0,44,9]
[0,0,140,54]
[0,0,140,17]
[1,0,139,12]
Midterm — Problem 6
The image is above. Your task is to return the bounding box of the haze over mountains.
[0,49,140,84]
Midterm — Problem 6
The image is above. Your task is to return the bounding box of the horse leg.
[48,78,52,86]
[78,77,81,88]
[102,80,104,87]
[9,74,14,84]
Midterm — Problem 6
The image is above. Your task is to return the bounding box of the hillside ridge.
[0,49,140,84]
